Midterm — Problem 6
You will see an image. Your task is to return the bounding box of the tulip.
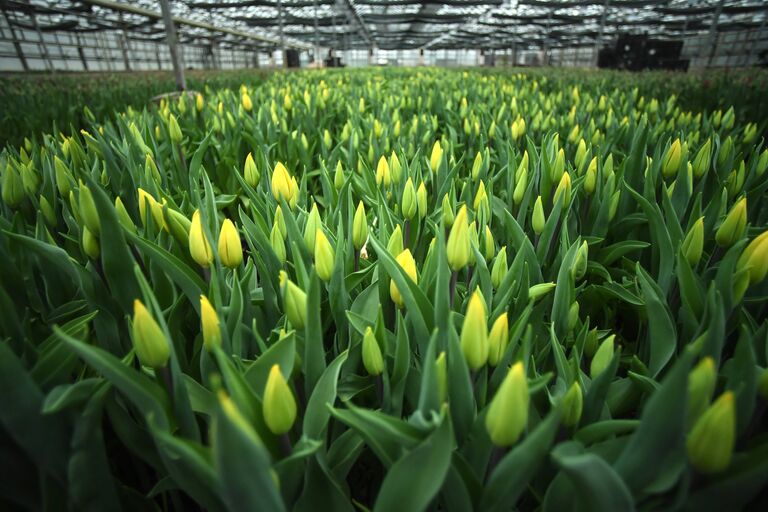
[715,197,747,247]
[662,138,682,178]
[691,139,712,178]
[584,157,597,194]
[430,140,443,173]
[82,226,100,260]
[590,334,615,379]
[131,299,170,369]
[487,313,509,367]
[304,203,322,251]
[491,247,508,289]
[460,290,488,370]
[362,327,384,376]
[189,210,214,267]
[681,217,705,266]
[486,361,529,446]
[387,225,404,256]
[78,181,100,236]
[446,206,471,271]
[244,152,259,188]
[200,295,221,351]
[375,155,391,187]
[686,392,735,474]
[168,114,182,144]
[271,162,293,203]
[416,182,428,219]
[736,231,768,285]
[390,249,417,308]
[553,172,572,209]
[687,357,716,426]
[270,221,286,264]
[471,151,483,180]
[263,364,297,435]
[334,161,344,190]
[441,195,455,228]
[314,229,335,282]
[402,178,417,220]
[218,219,243,269]
[532,196,546,235]
[279,271,307,329]
[352,201,368,251]
[561,382,583,427]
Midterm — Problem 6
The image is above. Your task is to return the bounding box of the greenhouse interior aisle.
[1,1,768,512]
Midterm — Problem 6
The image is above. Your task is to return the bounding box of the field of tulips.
[1,67,768,511]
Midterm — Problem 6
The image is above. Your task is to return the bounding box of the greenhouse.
[1,1,768,511]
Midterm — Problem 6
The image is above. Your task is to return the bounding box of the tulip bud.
[416,182,428,219]
[471,151,483,180]
[483,225,495,262]
[218,219,243,269]
[473,181,490,222]
[574,139,587,171]
[681,217,705,266]
[54,156,71,197]
[304,203,322,251]
[561,382,583,427]
[189,209,214,267]
[572,240,588,280]
[446,206,471,271]
[387,225,404,256]
[82,226,100,260]
[553,172,572,209]
[263,364,297,435]
[164,207,191,246]
[168,114,182,144]
[195,93,204,112]
[390,249,417,308]
[758,368,768,400]
[430,140,443,173]
[686,392,735,474]
[77,182,100,236]
[691,139,712,178]
[528,282,556,301]
[131,299,170,369]
[460,290,489,370]
[585,157,597,194]
[487,313,509,367]
[441,195,455,228]
[715,197,747,247]
[314,229,335,282]
[351,201,369,251]
[756,149,768,177]
[662,139,682,178]
[486,361,529,446]
[551,149,565,183]
[491,247,508,289]
[334,161,344,190]
[270,221,286,264]
[362,327,384,376]
[39,196,56,226]
[435,352,448,404]
[279,272,306,329]
[687,357,716,426]
[138,190,161,229]
[532,196,546,235]
[274,205,287,239]
[568,301,580,331]
[401,178,417,219]
[200,295,221,351]
[608,190,621,221]
[590,334,615,379]
[717,136,733,169]
[241,92,252,112]
[736,231,768,285]
[721,106,735,130]
[375,155,391,187]
[244,152,259,188]
[271,162,293,203]
[513,165,528,206]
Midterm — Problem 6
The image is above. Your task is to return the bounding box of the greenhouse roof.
[2,0,766,51]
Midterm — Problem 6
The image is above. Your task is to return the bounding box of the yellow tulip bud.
[686,392,735,474]
[553,172,572,209]
[314,229,335,282]
[486,361,529,446]
[304,203,322,251]
[274,205,287,239]
[513,165,528,206]
[362,327,384,376]
[715,197,747,247]
[131,299,170,369]
[390,151,402,183]
[446,205,471,272]
[334,161,344,190]
[387,225,404,256]
[200,295,221,351]
[736,231,768,285]
[491,247,508,289]
[168,114,182,144]
[416,182,428,219]
[82,226,100,260]
[218,219,243,269]
[271,162,293,203]
[195,93,204,112]
[279,271,307,329]
[352,201,368,250]
[561,382,583,427]
[590,334,615,379]
[532,196,546,234]
[460,290,489,370]
[376,155,391,187]
[164,207,191,247]
[681,217,705,266]
[441,195,455,228]
[270,221,286,264]
[585,157,597,194]
[189,210,214,267]
[487,313,509,367]
[241,92,252,112]
[244,152,259,188]
[688,357,716,426]
[430,140,443,173]
[402,178,417,219]
[662,138,682,178]
[263,364,297,435]
[471,151,483,180]
[390,249,418,308]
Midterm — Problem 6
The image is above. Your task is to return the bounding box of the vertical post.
[747,9,767,65]
[704,0,725,67]
[313,0,320,65]
[118,12,131,71]
[543,8,553,66]
[75,33,88,71]
[27,7,55,72]
[158,0,186,90]
[2,7,29,71]
[277,0,285,67]
[594,0,610,67]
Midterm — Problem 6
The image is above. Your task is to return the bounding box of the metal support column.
[27,6,54,72]
[313,0,320,64]
[704,0,725,67]
[75,33,88,71]
[543,8,553,66]
[1,7,29,70]
[158,0,186,90]
[277,0,285,67]
[118,12,131,71]
[746,8,768,65]
[594,0,610,67]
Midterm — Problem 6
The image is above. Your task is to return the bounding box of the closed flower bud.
[551,149,565,183]
[416,182,428,219]
[401,178,417,219]
[441,195,455,228]
[376,155,391,187]
[561,382,583,427]
[487,313,509,367]
[352,201,368,250]
[131,299,170,369]
[77,182,100,236]
[270,221,286,264]
[715,197,747,247]
[218,219,243,269]
[390,249,417,308]
[189,209,214,267]
[662,138,682,178]
[460,290,489,370]
[721,106,735,130]
[447,206,471,271]
[717,136,733,169]
[575,139,587,170]
[473,181,490,222]
[486,361,529,446]
[528,282,556,301]
[756,149,768,177]
[585,157,598,194]
[590,334,615,379]
[390,151,402,183]
[195,93,204,112]
[568,301,580,331]
[244,153,259,188]
[137,189,165,230]
[491,247,508,289]
[323,129,332,149]
[54,156,71,197]
[608,190,621,221]
[430,140,443,173]
[314,229,335,282]
[362,327,384,376]
[435,351,448,404]
[304,203,322,251]
[553,172,572,209]
[513,165,528,206]
[483,226,495,262]
[471,151,483,180]
[39,195,56,227]
[736,231,768,285]
[241,92,252,112]
[692,139,712,178]
[200,295,221,351]
[263,364,297,435]
[571,240,589,281]
[532,196,546,234]
[688,357,716,426]
[334,161,344,190]
[82,226,100,259]
[274,205,287,239]
[681,217,705,266]
[758,368,768,400]
[271,162,293,203]
[164,207,191,247]
[387,225,404,256]
[687,392,735,474]
[168,114,182,144]
[279,271,307,329]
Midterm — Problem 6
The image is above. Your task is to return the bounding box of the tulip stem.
[486,446,505,481]
[279,433,293,457]
[404,219,411,248]
[375,374,384,408]
[158,366,174,398]
[449,271,458,308]
[176,145,187,174]
[354,249,360,272]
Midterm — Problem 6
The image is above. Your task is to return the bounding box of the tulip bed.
[1,68,768,511]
